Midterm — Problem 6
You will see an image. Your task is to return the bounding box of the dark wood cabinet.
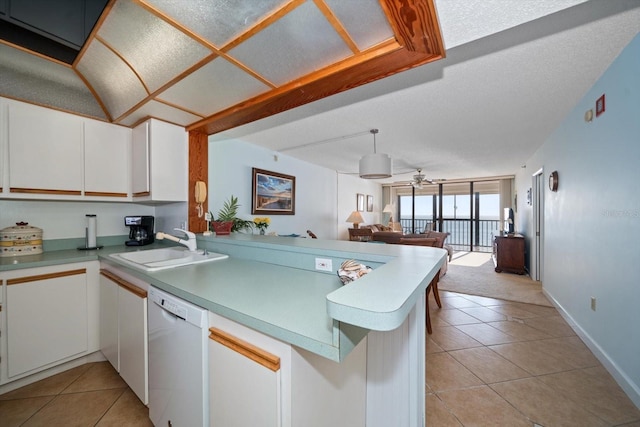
[492,235,526,274]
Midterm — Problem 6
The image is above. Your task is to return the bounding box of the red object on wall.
[596,94,605,117]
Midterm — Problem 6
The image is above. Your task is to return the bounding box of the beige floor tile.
[427,335,445,354]
[426,352,483,392]
[534,336,600,369]
[0,365,90,400]
[430,325,483,351]
[435,309,483,326]
[538,367,640,425]
[489,341,576,375]
[454,323,520,346]
[425,393,463,426]
[22,389,123,427]
[503,302,558,317]
[485,304,541,319]
[440,296,483,309]
[0,396,53,427]
[455,294,511,306]
[487,319,553,341]
[448,347,530,384]
[522,315,576,337]
[437,385,531,426]
[96,389,152,427]
[63,362,126,394]
[491,377,608,426]
[458,306,508,322]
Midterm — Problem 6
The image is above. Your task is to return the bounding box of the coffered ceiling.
[0,0,444,132]
[1,0,639,183]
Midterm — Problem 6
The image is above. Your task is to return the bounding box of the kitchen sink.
[109,247,228,272]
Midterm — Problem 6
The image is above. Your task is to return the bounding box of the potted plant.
[210,195,254,235]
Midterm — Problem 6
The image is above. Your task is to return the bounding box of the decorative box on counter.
[0,222,43,257]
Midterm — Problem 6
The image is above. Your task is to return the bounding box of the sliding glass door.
[395,180,503,252]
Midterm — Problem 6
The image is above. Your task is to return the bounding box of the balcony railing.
[399,218,500,251]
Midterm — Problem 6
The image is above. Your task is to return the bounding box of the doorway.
[531,169,544,281]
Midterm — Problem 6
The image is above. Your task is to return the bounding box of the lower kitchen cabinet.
[207,311,367,427]
[0,262,100,385]
[99,268,148,404]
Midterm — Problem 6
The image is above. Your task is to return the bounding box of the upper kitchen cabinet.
[84,119,131,198]
[132,119,187,202]
[8,99,84,196]
[0,100,5,193]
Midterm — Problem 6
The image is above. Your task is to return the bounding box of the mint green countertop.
[0,234,445,362]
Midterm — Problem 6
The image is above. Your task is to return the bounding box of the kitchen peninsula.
[1,234,445,427]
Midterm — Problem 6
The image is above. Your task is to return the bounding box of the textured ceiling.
[1,0,639,184]
[210,0,640,184]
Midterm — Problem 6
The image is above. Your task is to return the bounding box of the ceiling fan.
[409,168,433,188]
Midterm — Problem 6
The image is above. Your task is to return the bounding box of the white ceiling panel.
[118,99,202,127]
[157,57,271,116]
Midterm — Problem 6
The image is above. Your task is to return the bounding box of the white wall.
[208,138,382,240]
[337,173,383,240]
[209,139,337,238]
[517,34,640,406]
[0,200,154,240]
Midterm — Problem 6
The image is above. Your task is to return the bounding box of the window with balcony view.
[395,180,505,252]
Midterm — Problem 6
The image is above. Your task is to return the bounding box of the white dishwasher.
[148,286,208,427]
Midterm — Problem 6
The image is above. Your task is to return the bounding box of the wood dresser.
[492,234,526,274]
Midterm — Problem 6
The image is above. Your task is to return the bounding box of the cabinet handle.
[7,268,86,285]
[100,270,147,298]
[10,188,82,196]
[209,327,280,372]
[84,191,128,198]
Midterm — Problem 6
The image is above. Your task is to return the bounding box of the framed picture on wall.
[357,193,365,211]
[251,168,296,215]
[366,195,373,212]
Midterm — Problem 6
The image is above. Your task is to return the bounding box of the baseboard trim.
[543,288,640,409]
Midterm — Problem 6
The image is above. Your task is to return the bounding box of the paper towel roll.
[86,214,97,248]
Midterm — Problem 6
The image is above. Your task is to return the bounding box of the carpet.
[438,252,552,306]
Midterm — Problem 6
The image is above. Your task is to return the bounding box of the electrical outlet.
[315,258,332,272]
[591,297,596,311]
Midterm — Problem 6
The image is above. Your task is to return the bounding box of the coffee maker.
[125,216,155,246]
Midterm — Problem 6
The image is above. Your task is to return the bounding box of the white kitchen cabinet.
[99,268,148,404]
[1,262,100,382]
[7,99,84,196]
[208,311,290,427]
[132,118,188,202]
[84,119,131,198]
[0,99,6,193]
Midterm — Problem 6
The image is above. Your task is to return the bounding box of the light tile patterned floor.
[2,291,639,426]
[427,291,640,426]
[0,362,151,427]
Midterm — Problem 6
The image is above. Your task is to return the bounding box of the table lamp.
[346,211,364,228]
[383,203,394,225]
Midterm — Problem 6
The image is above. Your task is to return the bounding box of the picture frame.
[251,168,295,215]
[366,195,373,212]
[357,193,365,212]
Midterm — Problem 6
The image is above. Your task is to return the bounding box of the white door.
[531,169,544,281]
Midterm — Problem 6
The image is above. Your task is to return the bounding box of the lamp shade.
[383,204,394,213]
[346,211,364,227]
[359,153,392,179]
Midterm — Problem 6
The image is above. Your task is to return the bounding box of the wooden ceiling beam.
[188,0,444,136]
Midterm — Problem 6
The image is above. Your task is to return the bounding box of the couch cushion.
[425,231,449,248]
[398,237,438,246]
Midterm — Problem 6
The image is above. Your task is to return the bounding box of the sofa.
[361,225,452,276]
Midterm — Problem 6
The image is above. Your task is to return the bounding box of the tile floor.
[0,362,151,427]
[1,291,639,426]
[427,291,640,426]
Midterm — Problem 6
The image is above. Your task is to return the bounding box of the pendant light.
[359,129,392,179]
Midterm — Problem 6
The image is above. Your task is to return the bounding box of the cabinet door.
[6,268,88,378]
[209,328,280,427]
[131,121,150,197]
[118,281,148,405]
[99,272,119,371]
[8,100,83,195]
[148,119,187,201]
[84,120,131,198]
